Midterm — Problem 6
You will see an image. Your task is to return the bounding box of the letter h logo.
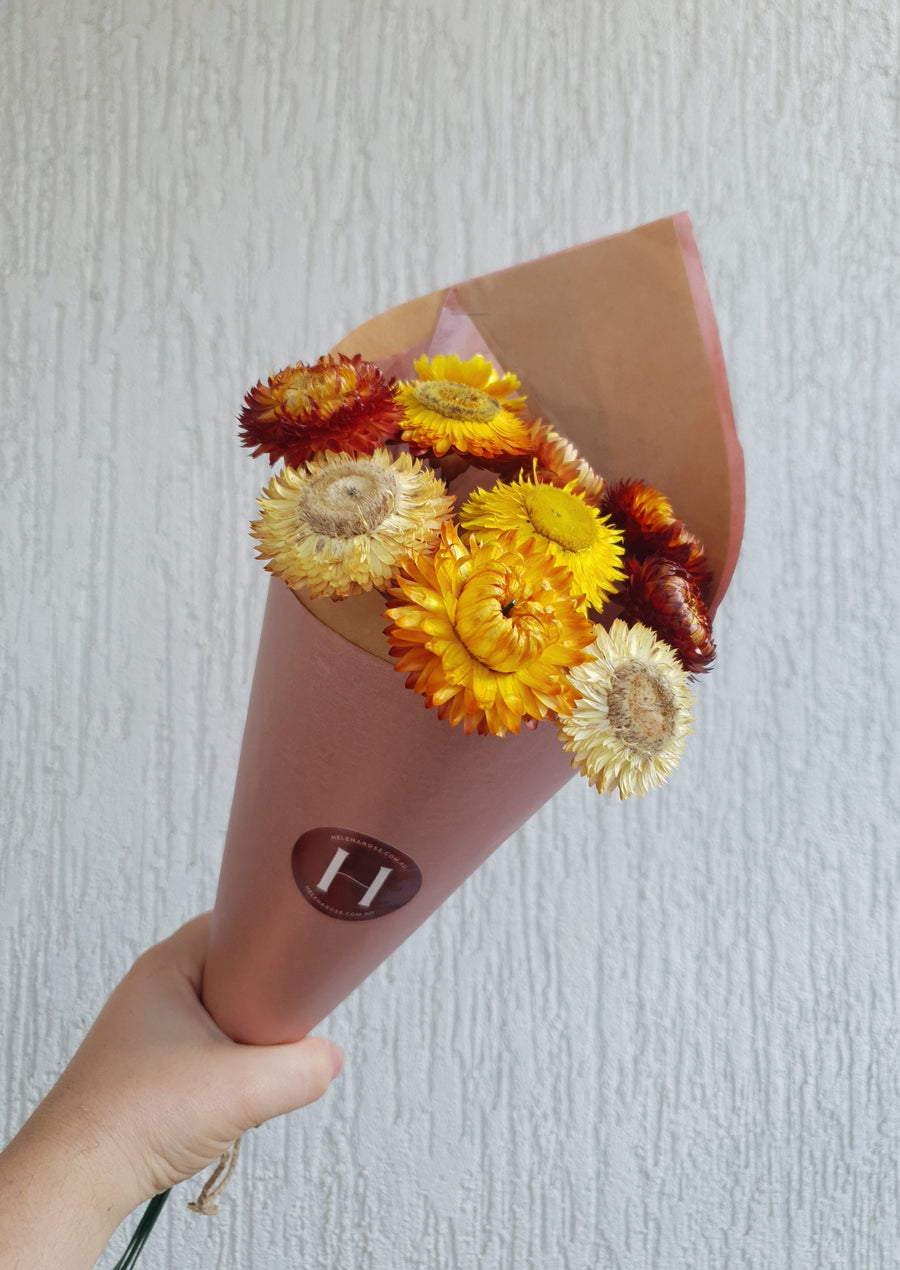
[316,846,393,910]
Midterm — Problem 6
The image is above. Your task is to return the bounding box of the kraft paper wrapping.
[202,214,744,1044]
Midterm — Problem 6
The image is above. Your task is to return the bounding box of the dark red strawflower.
[239,354,402,467]
[620,555,716,675]
[603,479,713,598]
[660,523,714,598]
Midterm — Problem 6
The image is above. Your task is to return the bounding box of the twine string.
[187,1137,242,1217]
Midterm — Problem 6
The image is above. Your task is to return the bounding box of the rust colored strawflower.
[240,354,402,466]
[251,449,453,599]
[557,619,695,799]
[385,523,595,737]
[460,472,625,613]
[396,353,535,462]
[603,479,677,542]
[529,422,607,504]
[620,555,716,674]
[603,479,713,596]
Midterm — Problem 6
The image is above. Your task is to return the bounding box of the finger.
[226,1037,344,1129]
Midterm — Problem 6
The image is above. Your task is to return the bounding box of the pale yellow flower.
[556,619,695,799]
[252,449,453,599]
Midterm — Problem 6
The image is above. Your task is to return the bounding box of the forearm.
[0,1091,140,1270]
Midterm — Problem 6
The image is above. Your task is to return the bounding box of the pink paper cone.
[202,577,576,1043]
[202,214,744,1044]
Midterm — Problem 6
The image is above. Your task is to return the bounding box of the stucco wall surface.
[1,0,898,1266]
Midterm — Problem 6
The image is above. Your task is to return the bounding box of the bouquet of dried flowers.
[240,349,716,800]
[110,220,742,1267]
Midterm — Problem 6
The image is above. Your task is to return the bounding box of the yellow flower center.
[607,660,677,755]
[522,483,599,552]
[411,380,502,423]
[454,564,555,672]
[282,376,317,415]
[297,462,396,539]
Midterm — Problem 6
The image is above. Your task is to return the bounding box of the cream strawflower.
[557,619,695,799]
[252,449,454,599]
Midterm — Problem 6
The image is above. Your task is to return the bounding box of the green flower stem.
[110,1189,171,1270]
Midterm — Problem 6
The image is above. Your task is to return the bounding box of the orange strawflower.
[240,354,402,466]
[385,523,594,737]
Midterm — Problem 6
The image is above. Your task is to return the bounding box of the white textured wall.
[2,0,898,1266]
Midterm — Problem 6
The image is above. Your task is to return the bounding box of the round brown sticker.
[291,827,422,921]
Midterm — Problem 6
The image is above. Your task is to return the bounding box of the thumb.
[225,1037,344,1129]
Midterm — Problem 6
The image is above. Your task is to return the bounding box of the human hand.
[56,910,343,1203]
[0,913,343,1268]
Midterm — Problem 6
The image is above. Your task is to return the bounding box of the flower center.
[281,366,353,421]
[282,377,317,415]
[607,660,677,755]
[411,380,502,423]
[523,483,598,552]
[298,462,396,539]
[455,565,554,672]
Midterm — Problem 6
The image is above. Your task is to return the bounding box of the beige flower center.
[297,462,396,539]
[411,380,501,423]
[523,483,598,553]
[607,660,677,754]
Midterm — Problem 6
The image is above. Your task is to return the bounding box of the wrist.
[0,1087,148,1268]
[39,1079,153,1214]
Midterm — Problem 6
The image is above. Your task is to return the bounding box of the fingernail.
[331,1044,345,1079]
